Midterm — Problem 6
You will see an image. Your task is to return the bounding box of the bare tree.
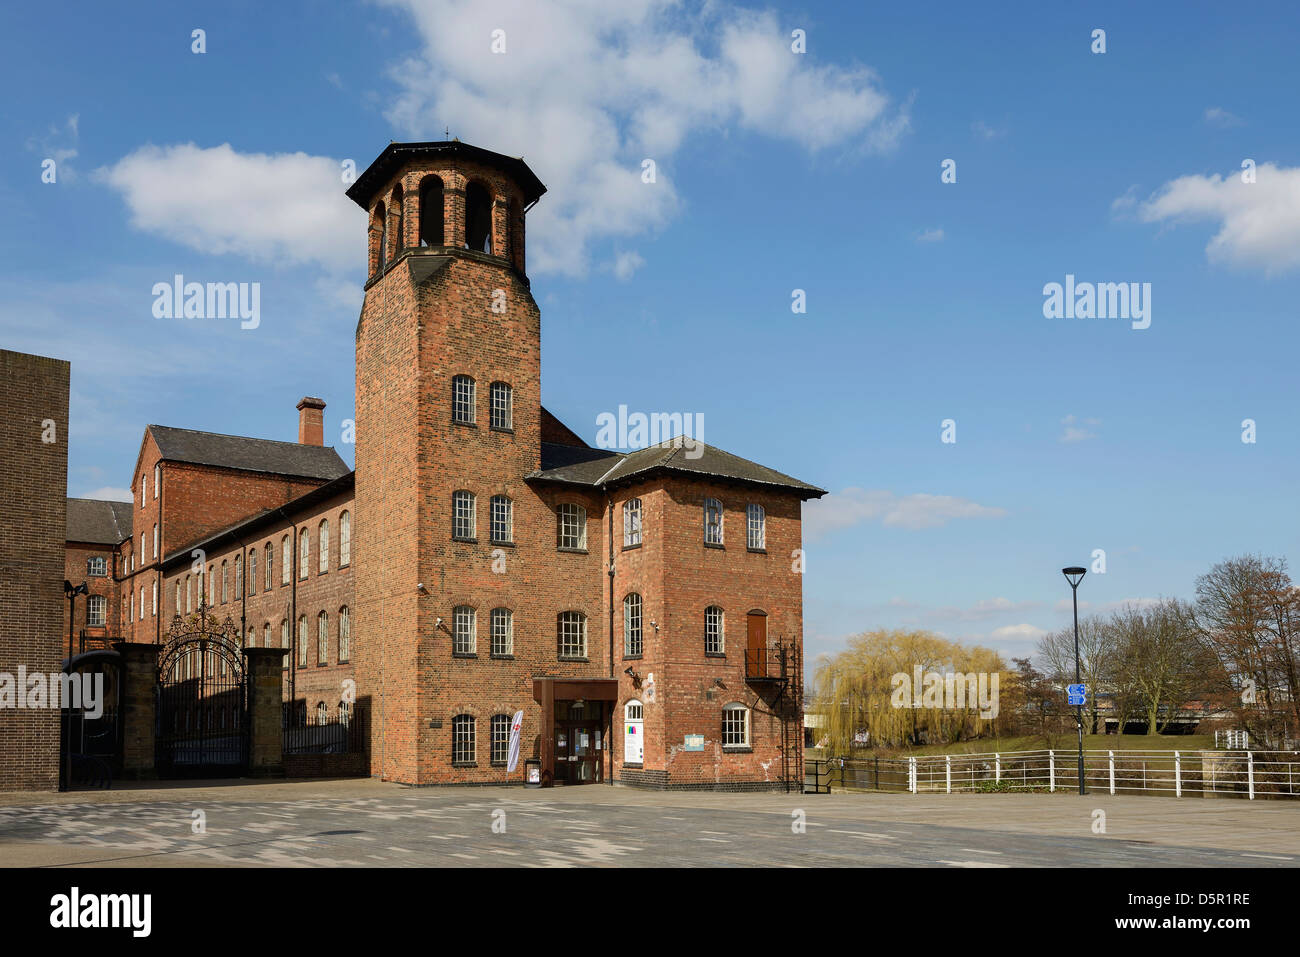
[1193,555,1300,743]
[1110,598,1216,735]
[1035,615,1116,734]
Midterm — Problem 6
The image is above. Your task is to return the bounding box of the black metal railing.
[283,707,366,755]
[744,647,789,682]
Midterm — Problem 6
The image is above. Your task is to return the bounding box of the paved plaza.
[0,779,1297,867]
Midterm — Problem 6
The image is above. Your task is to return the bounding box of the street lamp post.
[1062,566,1087,795]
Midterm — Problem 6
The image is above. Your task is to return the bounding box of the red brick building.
[50,140,823,790]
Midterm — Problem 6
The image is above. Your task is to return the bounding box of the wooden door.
[747,612,767,678]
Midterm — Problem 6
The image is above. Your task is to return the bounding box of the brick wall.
[63,543,121,648]
[0,350,70,791]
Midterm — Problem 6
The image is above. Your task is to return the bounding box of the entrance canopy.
[533,678,619,786]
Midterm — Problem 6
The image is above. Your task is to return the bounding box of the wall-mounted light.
[624,666,642,688]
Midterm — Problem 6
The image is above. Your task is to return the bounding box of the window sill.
[490,540,515,548]
[490,761,508,768]
[452,537,478,545]
[623,654,643,661]
[451,420,478,429]
[622,543,642,552]
[557,547,589,555]
[747,547,767,554]
[452,652,478,659]
[451,761,478,768]
[559,656,590,663]
[705,652,726,659]
[490,426,515,435]
[490,653,515,661]
[704,542,725,551]
[722,746,753,754]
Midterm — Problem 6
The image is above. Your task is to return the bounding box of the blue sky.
[3,0,1298,670]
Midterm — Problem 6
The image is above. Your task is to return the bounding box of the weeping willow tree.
[812,629,1015,752]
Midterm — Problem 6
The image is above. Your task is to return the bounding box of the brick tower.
[349,141,587,785]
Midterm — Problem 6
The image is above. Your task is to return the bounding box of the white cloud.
[1203,106,1243,128]
[96,143,366,273]
[804,487,1007,537]
[990,623,1047,642]
[915,227,944,243]
[1059,414,1099,443]
[82,486,133,502]
[971,119,1003,140]
[379,0,910,275]
[611,250,645,280]
[1135,162,1300,274]
[26,113,80,182]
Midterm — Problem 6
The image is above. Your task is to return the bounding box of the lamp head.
[1062,566,1087,588]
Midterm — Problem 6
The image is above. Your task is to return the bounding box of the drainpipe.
[290,524,299,720]
[607,491,615,786]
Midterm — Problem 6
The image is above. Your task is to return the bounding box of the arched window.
[207,564,215,604]
[154,464,160,498]
[624,700,644,764]
[703,497,724,545]
[705,606,725,655]
[339,511,351,567]
[452,491,476,540]
[623,498,642,547]
[453,605,477,655]
[339,700,352,727]
[391,184,405,257]
[153,523,159,558]
[151,580,157,616]
[186,575,193,613]
[747,503,766,550]
[174,579,181,614]
[624,593,643,657]
[557,503,587,550]
[281,536,291,585]
[299,528,309,579]
[490,714,511,765]
[338,606,351,662]
[452,374,476,424]
[374,200,387,274]
[281,620,290,667]
[249,550,257,595]
[490,607,513,657]
[265,542,273,589]
[489,382,512,430]
[263,622,271,648]
[722,703,750,748]
[319,518,330,573]
[221,561,228,603]
[465,181,492,253]
[234,554,242,596]
[451,715,476,764]
[317,702,328,724]
[139,586,145,621]
[140,477,146,508]
[490,495,512,544]
[558,611,587,660]
[297,615,308,667]
[419,175,444,246]
[317,610,329,665]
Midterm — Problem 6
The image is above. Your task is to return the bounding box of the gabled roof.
[147,425,349,481]
[66,498,133,545]
[529,439,825,500]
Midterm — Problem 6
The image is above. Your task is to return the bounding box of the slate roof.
[530,439,825,499]
[147,425,349,481]
[66,498,133,545]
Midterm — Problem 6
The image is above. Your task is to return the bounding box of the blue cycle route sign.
[1067,684,1086,706]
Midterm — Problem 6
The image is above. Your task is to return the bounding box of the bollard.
[1175,751,1182,797]
[995,752,1001,783]
[1049,749,1055,793]
[1108,750,1115,795]
[1248,751,1255,800]
[945,754,952,794]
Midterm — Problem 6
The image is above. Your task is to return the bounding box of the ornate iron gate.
[156,607,248,777]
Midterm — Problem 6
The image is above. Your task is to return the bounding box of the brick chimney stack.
[297,397,326,446]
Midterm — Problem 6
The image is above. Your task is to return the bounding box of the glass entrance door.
[553,701,604,784]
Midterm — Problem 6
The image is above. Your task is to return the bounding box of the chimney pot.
[297,396,326,446]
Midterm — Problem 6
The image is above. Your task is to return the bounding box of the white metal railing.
[858,749,1300,800]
